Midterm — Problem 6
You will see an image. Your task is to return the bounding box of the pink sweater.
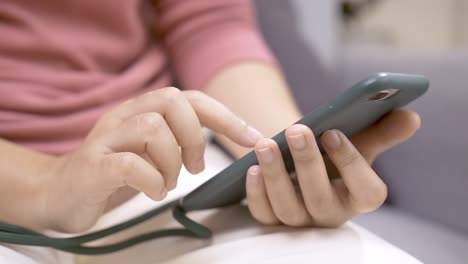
[0,0,274,154]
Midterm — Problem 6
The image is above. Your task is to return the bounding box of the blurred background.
[341,0,468,52]
[292,0,468,68]
[255,1,467,263]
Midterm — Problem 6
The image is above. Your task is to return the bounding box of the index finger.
[99,88,263,148]
[95,88,263,173]
[103,87,206,174]
[184,90,263,146]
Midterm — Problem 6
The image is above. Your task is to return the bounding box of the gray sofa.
[344,51,468,263]
[255,1,468,263]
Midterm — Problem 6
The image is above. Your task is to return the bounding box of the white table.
[0,142,421,264]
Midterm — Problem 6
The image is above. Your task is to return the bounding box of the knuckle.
[293,149,318,163]
[185,90,226,115]
[162,87,184,103]
[183,89,204,99]
[115,152,139,177]
[137,112,164,131]
[139,89,160,103]
[183,90,206,104]
[335,150,361,169]
[286,125,314,140]
[93,112,121,133]
[261,169,281,186]
[305,196,336,221]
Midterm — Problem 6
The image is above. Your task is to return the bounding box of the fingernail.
[160,188,168,199]
[249,165,260,176]
[288,134,306,150]
[168,180,177,190]
[257,146,274,163]
[246,126,263,144]
[192,158,205,173]
[322,130,341,151]
[247,166,260,184]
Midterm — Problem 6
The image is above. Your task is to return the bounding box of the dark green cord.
[57,228,197,255]
[172,205,212,239]
[0,200,212,255]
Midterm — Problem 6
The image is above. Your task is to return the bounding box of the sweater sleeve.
[153,0,278,90]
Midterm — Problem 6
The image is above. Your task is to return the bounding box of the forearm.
[204,62,302,158]
[205,62,301,158]
[0,138,53,230]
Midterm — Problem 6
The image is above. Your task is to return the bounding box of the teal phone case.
[180,73,429,211]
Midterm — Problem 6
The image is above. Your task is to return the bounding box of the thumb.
[350,109,421,163]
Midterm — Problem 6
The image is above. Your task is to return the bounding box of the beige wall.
[455,0,468,47]
[358,0,468,51]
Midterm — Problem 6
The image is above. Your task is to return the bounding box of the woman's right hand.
[39,87,263,233]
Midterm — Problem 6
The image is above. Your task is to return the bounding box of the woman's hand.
[40,87,263,233]
[246,109,421,227]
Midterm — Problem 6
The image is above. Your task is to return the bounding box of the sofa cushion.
[354,205,468,264]
[342,52,468,235]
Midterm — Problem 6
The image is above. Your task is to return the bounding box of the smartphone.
[179,73,429,212]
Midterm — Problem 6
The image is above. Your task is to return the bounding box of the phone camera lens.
[368,88,399,101]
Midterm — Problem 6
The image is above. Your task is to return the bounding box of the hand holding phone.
[0,73,428,252]
[179,73,428,227]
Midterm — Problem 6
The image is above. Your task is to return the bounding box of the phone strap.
[0,200,211,255]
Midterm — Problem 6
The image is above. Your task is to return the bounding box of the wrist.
[35,154,68,231]
[0,140,59,231]
[27,152,64,231]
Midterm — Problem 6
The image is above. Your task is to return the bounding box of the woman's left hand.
[246,109,421,227]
